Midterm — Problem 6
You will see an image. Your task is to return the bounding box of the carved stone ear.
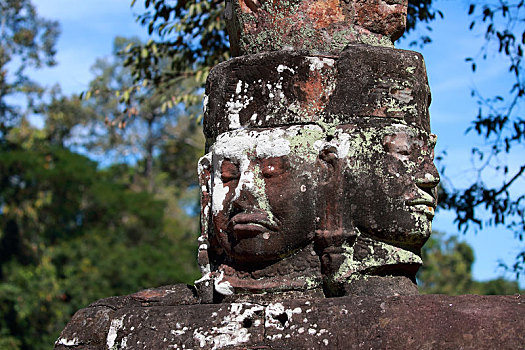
[319,146,338,171]
[196,153,215,303]
[315,145,342,241]
[197,154,212,271]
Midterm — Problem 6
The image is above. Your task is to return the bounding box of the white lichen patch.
[306,57,335,71]
[55,337,79,346]
[265,303,302,330]
[120,336,128,349]
[203,94,209,114]
[171,327,188,336]
[277,64,295,74]
[214,271,234,296]
[192,303,264,350]
[211,178,230,216]
[195,272,212,286]
[226,80,253,129]
[254,132,291,158]
[267,334,283,340]
[106,316,125,349]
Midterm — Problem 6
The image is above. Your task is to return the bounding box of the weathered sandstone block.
[225,0,408,56]
[55,285,525,349]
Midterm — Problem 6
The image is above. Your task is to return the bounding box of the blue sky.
[30,0,523,287]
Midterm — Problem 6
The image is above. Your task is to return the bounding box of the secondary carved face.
[339,122,439,248]
[209,126,324,265]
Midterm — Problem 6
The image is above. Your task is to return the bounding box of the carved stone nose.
[232,186,257,211]
[416,172,440,189]
[231,172,259,211]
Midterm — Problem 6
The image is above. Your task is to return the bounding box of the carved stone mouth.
[228,213,278,238]
[406,198,436,209]
[406,200,436,219]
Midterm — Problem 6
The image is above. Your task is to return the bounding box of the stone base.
[55,284,524,349]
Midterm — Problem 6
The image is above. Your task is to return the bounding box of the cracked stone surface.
[225,0,408,56]
[55,285,524,349]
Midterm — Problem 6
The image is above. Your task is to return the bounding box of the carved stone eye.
[220,159,240,183]
[383,132,412,161]
[261,157,287,178]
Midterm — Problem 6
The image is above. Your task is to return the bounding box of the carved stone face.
[208,126,325,265]
[339,122,439,248]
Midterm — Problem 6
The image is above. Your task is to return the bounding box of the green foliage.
[418,232,522,295]
[126,0,227,109]
[0,2,201,349]
[406,0,444,47]
[0,0,59,127]
[81,36,205,193]
[0,120,200,349]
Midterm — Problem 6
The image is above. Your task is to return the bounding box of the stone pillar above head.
[224,0,408,56]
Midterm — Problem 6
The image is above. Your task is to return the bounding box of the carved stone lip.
[406,198,436,209]
[406,200,436,219]
[228,213,278,238]
[406,194,436,219]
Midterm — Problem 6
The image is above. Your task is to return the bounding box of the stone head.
[198,45,438,297]
[334,121,439,249]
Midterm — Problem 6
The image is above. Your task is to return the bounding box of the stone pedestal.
[55,285,524,349]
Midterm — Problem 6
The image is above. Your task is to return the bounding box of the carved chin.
[358,206,433,247]
[229,237,284,263]
[222,229,308,265]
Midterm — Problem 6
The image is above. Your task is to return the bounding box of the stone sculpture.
[55,2,525,349]
[225,0,408,55]
[195,0,440,301]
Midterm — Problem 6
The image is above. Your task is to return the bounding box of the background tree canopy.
[0,0,523,349]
